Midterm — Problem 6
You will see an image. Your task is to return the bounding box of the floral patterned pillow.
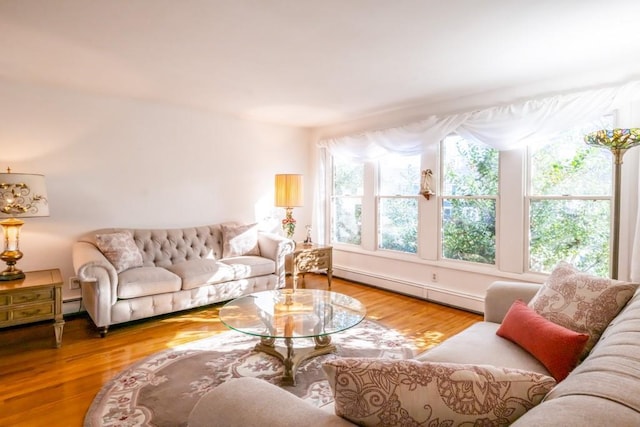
[221,223,260,258]
[95,232,144,273]
[322,358,556,427]
[528,261,638,357]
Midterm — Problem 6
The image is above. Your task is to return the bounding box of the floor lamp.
[584,128,640,279]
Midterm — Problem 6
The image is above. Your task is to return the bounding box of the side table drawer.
[0,288,54,306]
[296,252,330,271]
[0,269,65,348]
[0,302,55,324]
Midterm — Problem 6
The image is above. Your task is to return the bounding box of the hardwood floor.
[0,274,482,427]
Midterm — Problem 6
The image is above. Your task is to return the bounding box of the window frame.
[439,136,500,266]
[376,154,421,255]
[326,113,617,278]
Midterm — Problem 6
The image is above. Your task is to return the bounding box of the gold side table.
[291,243,333,289]
[0,269,65,348]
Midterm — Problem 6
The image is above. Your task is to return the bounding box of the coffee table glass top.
[219,289,366,339]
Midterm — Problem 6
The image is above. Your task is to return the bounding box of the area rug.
[84,319,414,427]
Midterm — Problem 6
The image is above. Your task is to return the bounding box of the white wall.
[0,79,312,301]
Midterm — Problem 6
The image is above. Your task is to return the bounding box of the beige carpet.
[84,319,414,427]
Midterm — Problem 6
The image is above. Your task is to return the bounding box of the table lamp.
[274,174,303,239]
[0,169,49,281]
[584,128,640,279]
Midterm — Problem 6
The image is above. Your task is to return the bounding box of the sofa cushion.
[189,377,354,427]
[528,261,638,357]
[95,231,143,273]
[165,259,235,290]
[497,300,588,381]
[117,267,181,299]
[323,358,556,427]
[221,223,261,258]
[512,395,640,427]
[536,288,640,416]
[220,256,275,280]
[417,322,551,376]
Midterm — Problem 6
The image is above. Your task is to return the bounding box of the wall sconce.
[420,169,435,200]
[274,174,303,239]
[0,169,49,281]
[584,128,640,279]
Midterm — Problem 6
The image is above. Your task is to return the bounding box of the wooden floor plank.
[0,274,482,426]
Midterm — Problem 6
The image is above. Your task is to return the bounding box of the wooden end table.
[0,269,65,348]
[291,243,332,289]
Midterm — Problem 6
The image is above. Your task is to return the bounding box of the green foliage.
[332,198,362,245]
[379,198,417,253]
[332,158,364,245]
[442,199,496,264]
[378,155,420,253]
[529,118,613,276]
[443,137,499,195]
[442,137,498,264]
[529,200,609,276]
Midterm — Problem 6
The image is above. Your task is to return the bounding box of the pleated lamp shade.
[274,174,303,208]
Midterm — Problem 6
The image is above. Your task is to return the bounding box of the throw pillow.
[323,358,556,427]
[497,300,588,381]
[221,223,260,258]
[528,261,638,358]
[95,232,144,273]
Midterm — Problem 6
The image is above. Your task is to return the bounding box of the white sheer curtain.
[316,80,640,276]
[319,81,640,157]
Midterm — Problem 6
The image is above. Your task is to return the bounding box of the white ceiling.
[2,1,640,128]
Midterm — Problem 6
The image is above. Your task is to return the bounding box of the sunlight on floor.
[165,329,227,347]
[412,330,446,351]
[159,314,222,323]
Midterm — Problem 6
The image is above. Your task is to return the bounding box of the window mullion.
[420,148,439,260]
[499,149,526,274]
[360,161,377,251]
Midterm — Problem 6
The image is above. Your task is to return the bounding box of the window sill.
[331,243,548,284]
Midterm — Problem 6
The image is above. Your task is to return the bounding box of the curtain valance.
[318,81,640,160]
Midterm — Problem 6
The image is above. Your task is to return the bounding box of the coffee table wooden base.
[255,335,336,386]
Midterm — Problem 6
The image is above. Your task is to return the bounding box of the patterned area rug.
[84,319,414,427]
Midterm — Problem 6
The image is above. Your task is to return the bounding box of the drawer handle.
[20,309,43,316]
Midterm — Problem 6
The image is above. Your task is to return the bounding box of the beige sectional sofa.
[72,222,294,336]
[189,279,640,426]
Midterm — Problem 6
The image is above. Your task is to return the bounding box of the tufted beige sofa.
[189,281,640,426]
[72,222,294,337]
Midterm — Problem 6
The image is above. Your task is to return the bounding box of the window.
[441,135,499,264]
[378,154,420,253]
[327,114,615,277]
[331,156,363,245]
[527,116,614,276]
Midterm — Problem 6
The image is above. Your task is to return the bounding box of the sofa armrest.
[188,377,354,427]
[258,232,295,286]
[484,281,542,323]
[72,241,118,327]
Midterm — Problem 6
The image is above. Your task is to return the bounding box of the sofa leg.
[98,326,108,338]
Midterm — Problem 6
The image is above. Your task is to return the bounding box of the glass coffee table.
[219,289,366,385]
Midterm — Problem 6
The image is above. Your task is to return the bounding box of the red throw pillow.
[496,300,588,381]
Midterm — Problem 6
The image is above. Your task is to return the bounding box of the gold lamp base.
[0,218,25,281]
[0,266,25,281]
[0,248,25,281]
